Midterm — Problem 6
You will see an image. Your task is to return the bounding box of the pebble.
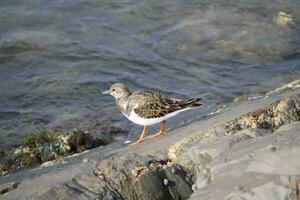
[238,185,245,191]
[131,169,138,177]
[124,140,132,144]
[94,170,105,180]
[163,179,169,186]
[171,167,176,174]
[192,184,197,191]
[93,169,100,175]
[82,158,88,163]
[248,152,255,158]
[98,175,105,180]
[270,146,277,152]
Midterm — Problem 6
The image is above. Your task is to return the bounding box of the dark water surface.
[0,0,300,150]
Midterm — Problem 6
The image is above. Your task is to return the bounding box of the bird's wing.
[132,91,201,119]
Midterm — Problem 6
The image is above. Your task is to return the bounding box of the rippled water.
[0,0,300,150]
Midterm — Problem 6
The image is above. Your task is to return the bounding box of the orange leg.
[149,121,166,139]
[129,126,148,146]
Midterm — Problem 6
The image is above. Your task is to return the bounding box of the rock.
[67,130,107,153]
[224,98,300,134]
[191,184,197,192]
[0,88,300,200]
[96,124,129,142]
[246,146,300,175]
[34,186,88,200]
[225,182,292,200]
[171,167,176,174]
[274,11,295,27]
[0,182,19,195]
[40,146,58,162]
[0,130,109,175]
[163,179,169,186]
[97,154,191,199]
[22,132,56,148]
[96,153,193,200]
[73,175,121,199]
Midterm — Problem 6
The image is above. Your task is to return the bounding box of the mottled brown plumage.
[132,91,201,119]
[102,83,202,145]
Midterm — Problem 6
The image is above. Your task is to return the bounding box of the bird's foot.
[148,131,165,139]
[129,138,145,146]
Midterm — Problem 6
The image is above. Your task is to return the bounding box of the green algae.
[23,132,57,147]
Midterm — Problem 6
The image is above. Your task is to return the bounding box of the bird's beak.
[102,90,110,95]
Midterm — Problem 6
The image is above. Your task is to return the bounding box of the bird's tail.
[179,98,202,109]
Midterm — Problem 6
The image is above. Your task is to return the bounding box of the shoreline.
[0,87,299,199]
[0,125,127,176]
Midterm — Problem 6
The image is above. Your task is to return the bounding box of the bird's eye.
[112,89,115,92]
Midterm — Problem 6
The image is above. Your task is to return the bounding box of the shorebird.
[103,83,202,145]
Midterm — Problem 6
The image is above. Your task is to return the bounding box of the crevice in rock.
[92,170,124,199]
[95,154,193,200]
[70,178,101,197]
[64,182,87,196]
[0,182,19,195]
[289,176,300,200]
[166,97,300,194]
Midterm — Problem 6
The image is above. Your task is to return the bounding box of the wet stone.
[0,129,114,176]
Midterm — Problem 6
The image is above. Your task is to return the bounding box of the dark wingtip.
[191,98,202,107]
[195,97,202,102]
[179,97,202,108]
[191,103,202,107]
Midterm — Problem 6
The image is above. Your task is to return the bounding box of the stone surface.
[96,153,193,200]
[0,88,299,200]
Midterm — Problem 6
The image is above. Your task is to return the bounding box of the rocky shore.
[0,87,300,200]
[0,125,127,176]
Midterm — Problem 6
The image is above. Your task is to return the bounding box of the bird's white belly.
[123,108,190,126]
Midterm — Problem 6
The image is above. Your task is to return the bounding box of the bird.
[102,83,202,145]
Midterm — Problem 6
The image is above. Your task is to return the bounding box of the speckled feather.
[118,91,201,119]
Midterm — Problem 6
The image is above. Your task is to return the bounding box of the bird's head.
[102,83,130,99]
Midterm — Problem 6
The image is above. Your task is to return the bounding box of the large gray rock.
[95,153,192,200]
[0,88,300,200]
